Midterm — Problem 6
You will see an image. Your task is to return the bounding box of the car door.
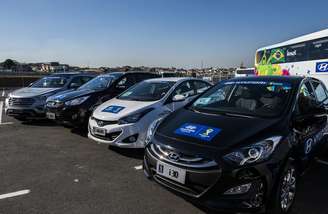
[164,80,197,112]
[292,80,328,165]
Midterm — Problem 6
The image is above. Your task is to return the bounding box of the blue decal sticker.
[316,62,328,72]
[102,105,125,113]
[174,123,221,142]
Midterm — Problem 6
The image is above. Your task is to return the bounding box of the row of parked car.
[4,72,328,214]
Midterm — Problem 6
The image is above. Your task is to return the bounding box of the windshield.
[31,76,68,88]
[78,76,114,91]
[191,80,293,117]
[118,81,175,101]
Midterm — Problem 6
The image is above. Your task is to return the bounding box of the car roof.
[144,77,203,83]
[49,72,95,77]
[230,75,305,84]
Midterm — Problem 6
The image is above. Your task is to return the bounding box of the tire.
[267,162,297,214]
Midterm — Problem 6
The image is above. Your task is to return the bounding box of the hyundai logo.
[316,62,328,72]
[167,152,180,161]
[97,120,104,127]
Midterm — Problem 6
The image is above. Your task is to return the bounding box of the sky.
[0,0,327,68]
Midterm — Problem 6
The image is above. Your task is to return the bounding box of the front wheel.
[267,162,297,214]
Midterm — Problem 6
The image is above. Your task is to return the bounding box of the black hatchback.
[45,72,158,127]
[143,76,328,214]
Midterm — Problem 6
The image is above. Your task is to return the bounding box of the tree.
[3,59,16,70]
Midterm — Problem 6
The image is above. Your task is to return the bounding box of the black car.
[45,72,159,127]
[143,76,328,214]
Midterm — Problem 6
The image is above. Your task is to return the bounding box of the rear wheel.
[267,162,297,214]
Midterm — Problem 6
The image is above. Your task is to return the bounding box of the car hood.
[93,98,158,121]
[154,108,286,153]
[48,89,95,102]
[10,87,59,98]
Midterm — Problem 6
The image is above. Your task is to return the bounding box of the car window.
[297,81,316,114]
[81,76,93,84]
[116,75,136,89]
[311,80,328,103]
[31,76,68,88]
[135,73,157,82]
[69,76,85,88]
[191,81,293,117]
[118,81,175,101]
[194,81,210,94]
[78,75,114,91]
[172,81,195,99]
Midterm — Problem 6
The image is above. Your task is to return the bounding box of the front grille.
[91,130,122,141]
[9,97,35,107]
[91,117,118,127]
[150,144,217,168]
[145,147,221,197]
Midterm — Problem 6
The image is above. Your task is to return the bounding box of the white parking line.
[1,90,5,97]
[134,165,143,170]
[0,101,13,125]
[0,189,30,200]
[0,101,3,123]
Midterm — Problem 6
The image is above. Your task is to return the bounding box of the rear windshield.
[190,80,293,117]
[31,76,68,88]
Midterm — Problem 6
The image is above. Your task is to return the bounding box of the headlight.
[118,108,154,125]
[223,136,282,166]
[145,117,163,145]
[65,96,90,106]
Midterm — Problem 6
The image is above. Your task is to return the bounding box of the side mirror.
[172,94,185,102]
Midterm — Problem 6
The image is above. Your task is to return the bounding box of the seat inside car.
[235,88,257,111]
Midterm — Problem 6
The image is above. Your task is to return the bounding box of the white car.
[88,77,211,148]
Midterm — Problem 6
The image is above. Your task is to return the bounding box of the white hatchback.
[88,77,211,148]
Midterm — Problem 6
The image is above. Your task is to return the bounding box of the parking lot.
[1,90,328,214]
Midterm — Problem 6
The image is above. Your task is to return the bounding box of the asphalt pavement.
[0,92,328,214]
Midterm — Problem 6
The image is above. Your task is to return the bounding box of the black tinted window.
[309,38,328,60]
[286,43,307,62]
[194,81,210,94]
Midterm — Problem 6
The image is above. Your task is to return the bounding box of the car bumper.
[143,143,282,213]
[5,98,46,118]
[46,106,89,126]
[87,118,147,148]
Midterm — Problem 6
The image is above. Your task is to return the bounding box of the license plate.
[46,112,56,120]
[93,127,106,136]
[156,161,186,184]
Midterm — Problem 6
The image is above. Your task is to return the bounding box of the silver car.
[5,72,94,121]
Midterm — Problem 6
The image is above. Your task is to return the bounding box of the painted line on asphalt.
[0,189,30,200]
[0,101,3,124]
[134,165,143,170]
[0,122,14,126]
